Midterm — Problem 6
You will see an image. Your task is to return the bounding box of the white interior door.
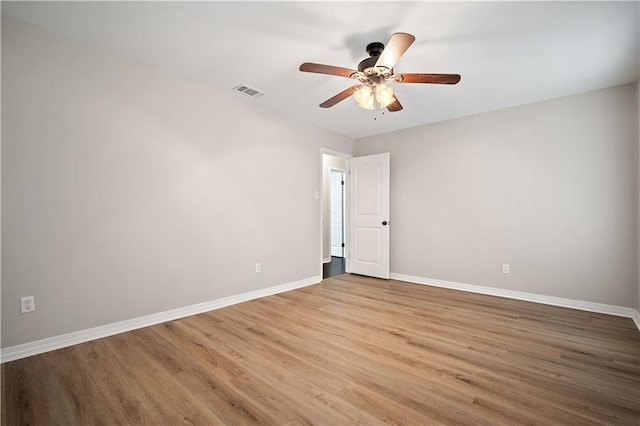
[348,152,390,279]
[330,170,344,257]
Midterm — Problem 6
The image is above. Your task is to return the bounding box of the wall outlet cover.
[20,296,35,313]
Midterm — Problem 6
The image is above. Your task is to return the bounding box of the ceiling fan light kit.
[353,83,395,110]
[299,32,461,113]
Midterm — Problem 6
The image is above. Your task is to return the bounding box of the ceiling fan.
[299,33,461,112]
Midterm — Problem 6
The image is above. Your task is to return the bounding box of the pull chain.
[373,101,386,121]
[373,97,378,121]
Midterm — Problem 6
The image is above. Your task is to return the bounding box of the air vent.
[232,84,265,98]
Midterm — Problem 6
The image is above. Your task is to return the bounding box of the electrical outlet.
[255,263,261,273]
[502,264,510,274]
[20,296,35,314]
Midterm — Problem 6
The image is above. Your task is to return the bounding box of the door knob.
[382,221,388,226]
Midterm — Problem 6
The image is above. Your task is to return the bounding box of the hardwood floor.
[3,275,639,425]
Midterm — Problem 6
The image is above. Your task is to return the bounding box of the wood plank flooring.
[3,275,639,425]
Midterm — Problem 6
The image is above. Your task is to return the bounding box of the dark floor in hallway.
[323,256,345,278]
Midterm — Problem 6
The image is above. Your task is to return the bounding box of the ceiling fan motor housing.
[366,42,385,57]
[358,42,392,78]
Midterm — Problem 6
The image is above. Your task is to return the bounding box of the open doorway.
[325,169,346,278]
[330,170,345,258]
[321,150,391,280]
[322,151,349,279]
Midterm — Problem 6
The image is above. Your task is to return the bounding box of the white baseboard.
[1,275,322,363]
[390,273,640,331]
[632,310,640,331]
[4,273,636,363]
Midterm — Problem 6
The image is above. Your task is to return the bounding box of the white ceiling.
[2,1,638,139]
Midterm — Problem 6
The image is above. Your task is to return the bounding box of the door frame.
[320,148,352,278]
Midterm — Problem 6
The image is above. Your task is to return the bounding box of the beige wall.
[356,84,638,308]
[1,16,355,348]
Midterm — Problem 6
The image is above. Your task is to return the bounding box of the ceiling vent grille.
[232,84,265,98]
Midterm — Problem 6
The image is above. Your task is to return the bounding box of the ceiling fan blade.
[386,95,403,112]
[319,86,359,108]
[374,32,416,71]
[299,62,358,78]
[397,73,461,84]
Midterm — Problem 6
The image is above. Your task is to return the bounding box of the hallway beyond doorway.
[322,256,345,278]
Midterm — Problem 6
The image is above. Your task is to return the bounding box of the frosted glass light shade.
[375,84,395,108]
[353,85,373,106]
[359,96,374,110]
